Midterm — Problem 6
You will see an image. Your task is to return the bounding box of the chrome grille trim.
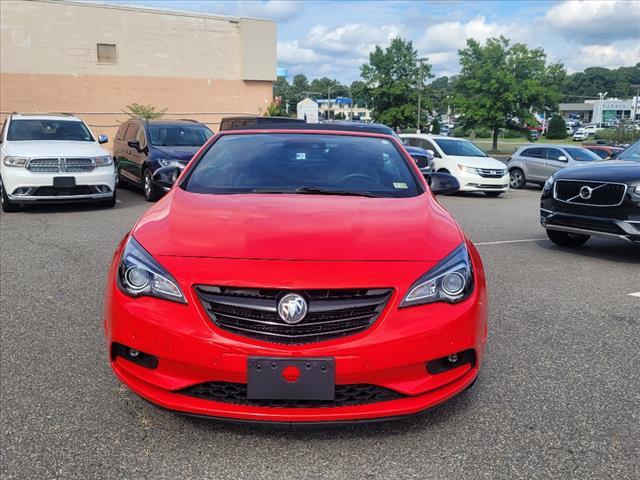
[477,168,507,178]
[553,179,627,207]
[26,158,96,173]
[196,286,392,344]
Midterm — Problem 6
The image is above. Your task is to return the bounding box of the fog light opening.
[427,349,476,375]
[111,342,158,369]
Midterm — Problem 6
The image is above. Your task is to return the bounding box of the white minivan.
[572,124,598,142]
[400,134,509,197]
[0,113,116,212]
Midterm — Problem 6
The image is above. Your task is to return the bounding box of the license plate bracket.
[247,357,335,400]
[53,177,76,188]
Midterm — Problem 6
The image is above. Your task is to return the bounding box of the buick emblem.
[277,294,308,324]
[579,186,593,200]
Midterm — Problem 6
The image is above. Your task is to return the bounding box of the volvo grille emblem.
[277,294,308,324]
[579,186,593,200]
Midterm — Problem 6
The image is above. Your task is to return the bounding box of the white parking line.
[475,238,546,246]
[629,292,640,298]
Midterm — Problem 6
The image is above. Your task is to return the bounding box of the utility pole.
[631,84,640,123]
[598,91,608,127]
[327,84,336,120]
[416,57,428,133]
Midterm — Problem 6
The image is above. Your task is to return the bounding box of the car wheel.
[546,229,590,247]
[0,180,21,213]
[509,168,526,189]
[484,191,503,197]
[115,164,127,189]
[143,169,160,202]
[437,168,450,174]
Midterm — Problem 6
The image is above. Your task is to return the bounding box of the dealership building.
[0,0,277,141]
[559,97,640,124]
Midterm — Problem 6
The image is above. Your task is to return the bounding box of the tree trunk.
[492,126,499,152]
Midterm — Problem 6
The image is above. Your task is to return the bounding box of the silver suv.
[507,144,601,189]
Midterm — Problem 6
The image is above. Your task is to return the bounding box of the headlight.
[543,176,555,193]
[93,155,112,166]
[634,185,640,195]
[158,159,184,168]
[401,243,474,307]
[457,165,479,175]
[117,236,186,303]
[3,156,29,167]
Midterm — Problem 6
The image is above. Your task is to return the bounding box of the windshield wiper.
[250,187,387,197]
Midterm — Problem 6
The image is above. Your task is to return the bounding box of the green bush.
[452,127,468,137]
[594,124,640,144]
[430,118,441,134]
[546,115,567,139]
[502,129,524,138]
[475,128,492,138]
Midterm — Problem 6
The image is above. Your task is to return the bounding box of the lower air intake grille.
[196,286,392,344]
[179,382,405,408]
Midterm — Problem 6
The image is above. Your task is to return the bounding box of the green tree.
[563,64,640,102]
[349,80,371,107]
[273,76,291,114]
[361,38,431,128]
[453,36,566,151]
[123,103,166,120]
[430,118,441,134]
[310,77,347,99]
[546,115,567,139]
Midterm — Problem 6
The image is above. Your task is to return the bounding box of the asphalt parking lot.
[1,187,639,480]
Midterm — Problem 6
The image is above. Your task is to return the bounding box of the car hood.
[449,156,506,169]
[4,141,109,158]
[132,188,464,262]
[555,161,640,183]
[151,145,200,162]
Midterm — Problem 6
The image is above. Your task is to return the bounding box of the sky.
[97,0,640,83]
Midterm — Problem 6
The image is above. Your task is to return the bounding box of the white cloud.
[544,0,640,43]
[418,16,514,53]
[249,0,302,22]
[305,23,403,57]
[573,43,640,70]
[278,41,330,65]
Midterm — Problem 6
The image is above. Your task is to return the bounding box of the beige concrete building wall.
[0,0,276,141]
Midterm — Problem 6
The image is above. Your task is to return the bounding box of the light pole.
[416,57,428,133]
[631,84,640,123]
[598,91,608,127]
[327,83,338,120]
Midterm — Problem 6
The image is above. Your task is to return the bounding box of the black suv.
[113,119,212,201]
[540,139,640,246]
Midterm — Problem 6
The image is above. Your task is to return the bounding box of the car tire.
[143,169,161,202]
[546,229,590,247]
[509,168,526,189]
[437,168,450,174]
[0,180,21,213]
[484,191,503,198]
[115,164,127,189]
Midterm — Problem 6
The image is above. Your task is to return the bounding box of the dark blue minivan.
[113,119,213,201]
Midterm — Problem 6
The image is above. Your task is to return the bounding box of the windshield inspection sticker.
[296,152,306,160]
[393,182,408,189]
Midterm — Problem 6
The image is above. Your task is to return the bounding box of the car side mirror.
[558,155,567,161]
[425,149,435,160]
[98,134,108,144]
[152,166,181,191]
[426,172,460,195]
[127,139,141,150]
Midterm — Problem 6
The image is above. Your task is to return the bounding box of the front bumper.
[104,243,488,423]
[541,209,640,242]
[456,173,509,192]
[2,166,115,203]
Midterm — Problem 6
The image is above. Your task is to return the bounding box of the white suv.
[0,114,116,212]
[401,134,509,197]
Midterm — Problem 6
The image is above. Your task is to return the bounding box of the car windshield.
[617,140,640,162]
[564,147,601,161]
[184,133,421,198]
[433,138,487,157]
[7,119,94,142]
[149,125,212,147]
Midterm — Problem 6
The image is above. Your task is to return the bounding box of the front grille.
[548,216,624,234]
[477,168,507,178]
[554,180,626,206]
[32,186,94,196]
[179,382,405,408]
[27,158,95,173]
[196,286,392,344]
